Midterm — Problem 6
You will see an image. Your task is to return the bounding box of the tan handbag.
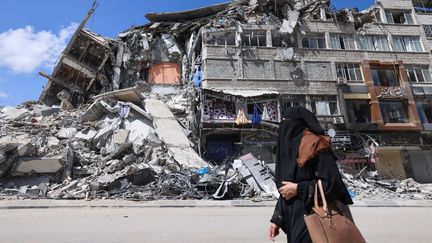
[304,180,366,243]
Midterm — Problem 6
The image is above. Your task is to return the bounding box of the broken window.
[68,34,108,70]
[423,25,432,38]
[272,31,292,47]
[380,101,409,123]
[393,36,423,52]
[302,33,326,49]
[330,34,355,50]
[371,68,400,86]
[311,96,338,116]
[385,10,414,24]
[417,102,432,124]
[281,96,306,113]
[345,100,371,123]
[405,65,432,83]
[360,35,390,51]
[336,63,363,81]
[205,31,236,46]
[241,30,267,47]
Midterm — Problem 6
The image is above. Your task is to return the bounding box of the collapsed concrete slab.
[238,153,278,198]
[11,157,64,176]
[144,99,207,168]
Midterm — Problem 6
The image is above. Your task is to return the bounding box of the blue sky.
[0,0,374,106]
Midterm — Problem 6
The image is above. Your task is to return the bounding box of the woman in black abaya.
[268,107,353,243]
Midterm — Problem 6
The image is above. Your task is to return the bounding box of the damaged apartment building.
[38,0,432,183]
[2,0,432,200]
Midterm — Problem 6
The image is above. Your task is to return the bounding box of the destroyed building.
[1,0,432,201]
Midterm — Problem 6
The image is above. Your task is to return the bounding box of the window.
[336,63,363,81]
[281,96,307,112]
[360,35,390,51]
[345,100,371,123]
[205,31,236,46]
[272,31,292,47]
[423,25,432,38]
[371,68,399,86]
[405,65,432,83]
[302,34,326,49]
[417,103,432,124]
[380,101,409,123]
[330,34,355,50]
[393,36,423,52]
[311,96,338,116]
[242,30,267,47]
[385,10,414,24]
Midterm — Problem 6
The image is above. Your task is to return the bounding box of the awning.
[204,88,279,98]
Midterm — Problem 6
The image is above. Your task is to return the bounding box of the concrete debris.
[11,157,64,176]
[144,99,207,169]
[1,0,431,202]
[237,154,279,198]
[343,174,432,201]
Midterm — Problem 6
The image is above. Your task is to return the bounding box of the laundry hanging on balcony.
[235,108,249,125]
[262,105,270,121]
[252,104,261,124]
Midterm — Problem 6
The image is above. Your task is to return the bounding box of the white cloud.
[0,90,8,99]
[0,22,79,73]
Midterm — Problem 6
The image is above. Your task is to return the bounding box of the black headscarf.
[276,107,324,188]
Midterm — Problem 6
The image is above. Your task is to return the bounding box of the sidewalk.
[0,199,432,209]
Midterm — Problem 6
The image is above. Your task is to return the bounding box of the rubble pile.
[343,175,432,201]
[0,0,430,202]
[0,96,278,200]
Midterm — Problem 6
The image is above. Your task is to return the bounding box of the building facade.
[198,0,432,181]
[40,0,432,181]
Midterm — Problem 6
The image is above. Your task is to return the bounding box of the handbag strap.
[313,180,328,211]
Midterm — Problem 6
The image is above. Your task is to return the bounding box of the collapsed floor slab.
[144,99,207,169]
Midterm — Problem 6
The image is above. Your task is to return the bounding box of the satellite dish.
[327,128,336,138]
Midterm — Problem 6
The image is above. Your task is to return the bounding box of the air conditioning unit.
[333,116,345,124]
[337,77,348,85]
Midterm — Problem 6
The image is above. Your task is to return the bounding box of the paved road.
[0,206,430,243]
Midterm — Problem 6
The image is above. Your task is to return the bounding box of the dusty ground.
[0,206,430,243]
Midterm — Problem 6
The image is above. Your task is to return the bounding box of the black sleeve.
[270,197,287,233]
[296,151,353,208]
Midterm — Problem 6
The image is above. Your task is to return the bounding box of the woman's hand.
[278,181,298,200]
[268,223,280,241]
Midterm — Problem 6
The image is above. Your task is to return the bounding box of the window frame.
[360,35,390,51]
[393,36,423,52]
[330,33,356,50]
[379,100,410,124]
[281,96,307,112]
[416,102,432,124]
[370,67,400,87]
[302,34,326,49]
[385,9,415,24]
[241,30,267,47]
[310,96,339,116]
[336,63,364,81]
[405,65,432,83]
[345,100,371,123]
[205,31,237,46]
